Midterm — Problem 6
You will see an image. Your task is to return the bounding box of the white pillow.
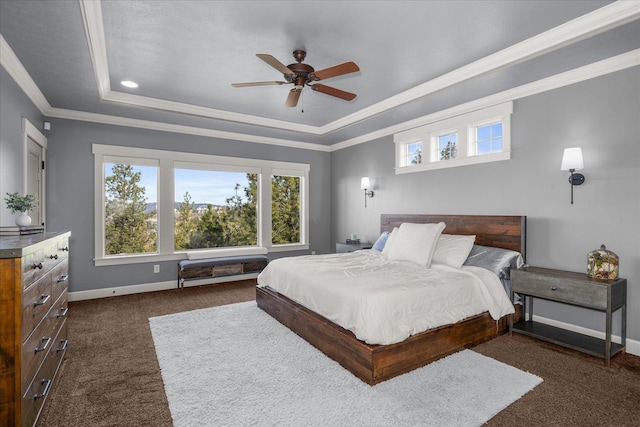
[386,222,446,267]
[381,227,399,257]
[432,234,476,269]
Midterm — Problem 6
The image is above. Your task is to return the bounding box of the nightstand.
[509,266,626,367]
[335,242,372,253]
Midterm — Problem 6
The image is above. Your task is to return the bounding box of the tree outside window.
[104,163,157,255]
[271,175,301,244]
[439,133,458,160]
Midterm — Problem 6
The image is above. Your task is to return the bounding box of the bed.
[256,214,526,385]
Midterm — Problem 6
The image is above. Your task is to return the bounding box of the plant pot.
[15,212,32,227]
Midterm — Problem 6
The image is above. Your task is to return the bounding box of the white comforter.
[257,250,514,345]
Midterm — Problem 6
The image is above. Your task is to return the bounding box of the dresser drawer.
[51,291,69,336]
[21,307,57,392]
[21,320,67,427]
[54,235,70,262]
[22,248,46,289]
[41,240,61,272]
[511,269,607,309]
[51,259,69,303]
[21,292,67,394]
[22,273,53,342]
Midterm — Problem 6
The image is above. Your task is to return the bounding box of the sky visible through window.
[106,165,250,205]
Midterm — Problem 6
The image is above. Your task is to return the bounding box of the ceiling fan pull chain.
[301,90,304,113]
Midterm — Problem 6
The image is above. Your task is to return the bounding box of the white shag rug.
[149,301,542,427]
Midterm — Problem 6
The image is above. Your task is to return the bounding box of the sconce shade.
[360,177,371,190]
[561,147,584,171]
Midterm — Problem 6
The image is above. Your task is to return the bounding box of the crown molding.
[0,34,51,114]
[329,49,640,152]
[46,107,331,152]
[102,90,321,135]
[79,0,110,97]
[78,0,639,135]
[320,0,640,135]
[3,39,636,154]
[2,2,638,154]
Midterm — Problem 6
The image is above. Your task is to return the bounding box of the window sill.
[94,244,309,266]
[395,151,510,174]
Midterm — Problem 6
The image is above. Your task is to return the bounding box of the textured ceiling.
[1,0,638,147]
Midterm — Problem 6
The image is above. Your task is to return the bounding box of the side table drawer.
[511,269,607,309]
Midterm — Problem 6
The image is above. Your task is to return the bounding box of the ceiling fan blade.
[285,88,302,108]
[310,61,359,81]
[310,84,357,101]
[256,54,295,77]
[232,81,287,87]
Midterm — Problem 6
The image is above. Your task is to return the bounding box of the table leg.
[605,304,612,367]
[509,291,514,335]
[621,303,626,354]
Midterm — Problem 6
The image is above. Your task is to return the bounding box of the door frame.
[22,118,47,227]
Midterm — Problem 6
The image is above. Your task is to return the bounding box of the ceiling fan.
[232,50,360,108]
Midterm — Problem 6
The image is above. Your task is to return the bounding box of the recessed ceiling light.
[121,80,139,88]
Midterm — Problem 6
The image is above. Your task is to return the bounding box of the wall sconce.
[560,147,585,204]
[360,177,374,208]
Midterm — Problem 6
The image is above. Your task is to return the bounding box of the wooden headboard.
[381,214,526,260]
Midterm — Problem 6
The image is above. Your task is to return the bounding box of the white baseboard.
[67,273,258,302]
[66,284,639,357]
[532,314,639,357]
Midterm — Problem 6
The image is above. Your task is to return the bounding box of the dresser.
[509,266,626,367]
[0,231,71,427]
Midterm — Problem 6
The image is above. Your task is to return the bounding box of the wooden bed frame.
[256,214,526,385]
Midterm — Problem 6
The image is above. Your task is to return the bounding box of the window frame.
[93,144,310,266]
[102,156,160,256]
[394,101,512,174]
[270,168,307,249]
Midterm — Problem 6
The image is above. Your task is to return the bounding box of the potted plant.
[4,192,38,226]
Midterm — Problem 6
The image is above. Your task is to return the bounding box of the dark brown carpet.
[38,280,640,426]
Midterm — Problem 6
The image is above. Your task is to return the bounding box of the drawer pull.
[34,294,51,307]
[61,246,69,252]
[57,307,69,318]
[35,336,52,353]
[32,262,43,270]
[57,274,69,283]
[49,254,59,260]
[34,379,52,399]
[57,339,69,353]
[550,286,558,291]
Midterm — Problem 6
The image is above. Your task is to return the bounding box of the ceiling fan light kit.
[232,50,360,108]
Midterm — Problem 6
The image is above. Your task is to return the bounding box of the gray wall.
[42,119,331,292]
[2,59,638,342]
[330,67,640,342]
[0,67,44,225]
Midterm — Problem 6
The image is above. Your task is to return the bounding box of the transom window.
[93,144,309,266]
[394,101,512,173]
[436,132,458,161]
[474,122,503,155]
[406,141,423,165]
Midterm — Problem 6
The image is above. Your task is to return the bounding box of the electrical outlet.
[153,264,160,273]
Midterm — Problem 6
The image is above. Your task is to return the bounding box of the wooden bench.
[178,255,268,289]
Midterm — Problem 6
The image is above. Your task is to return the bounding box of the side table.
[509,266,626,367]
